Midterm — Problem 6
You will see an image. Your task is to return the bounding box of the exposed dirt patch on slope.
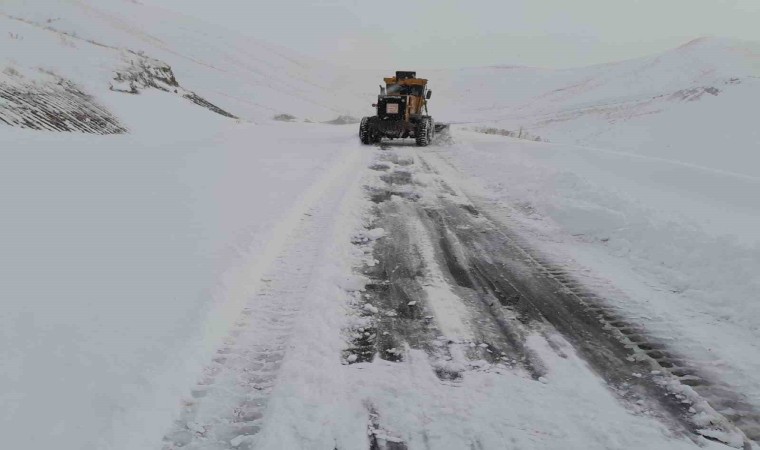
[112,51,238,119]
[0,71,126,134]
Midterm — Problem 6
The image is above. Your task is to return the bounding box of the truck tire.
[359,117,372,144]
[416,117,432,147]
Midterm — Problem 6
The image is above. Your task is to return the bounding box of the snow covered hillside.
[2,0,760,449]
[0,0,369,128]
[432,37,760,179]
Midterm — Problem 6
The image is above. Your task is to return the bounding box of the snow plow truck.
[359,71,444,147]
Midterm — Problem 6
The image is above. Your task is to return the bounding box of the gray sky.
[145,0,760,69]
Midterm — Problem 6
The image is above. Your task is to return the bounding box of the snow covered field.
[2,0,760,449]
[0,118,369,449]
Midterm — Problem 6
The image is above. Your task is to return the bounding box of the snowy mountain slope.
[0,0,369,129]
[431,37,760,178]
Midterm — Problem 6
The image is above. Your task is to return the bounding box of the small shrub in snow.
[273,113,297,122]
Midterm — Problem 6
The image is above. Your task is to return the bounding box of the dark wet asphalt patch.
[380,171,413,186]
[345,324,379,364]
[434,366,464,382]
[367,188,420,204]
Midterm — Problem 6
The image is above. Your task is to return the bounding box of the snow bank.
[0,114,361,449]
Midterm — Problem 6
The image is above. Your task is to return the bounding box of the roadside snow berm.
[360,71,447,146]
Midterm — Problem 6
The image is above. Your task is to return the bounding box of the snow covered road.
[162,135,371,449]
[153,128,758,449]
[2,123,757,450]
[334,141,754,450]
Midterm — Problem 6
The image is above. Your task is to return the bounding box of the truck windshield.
[386,84,403,95]
[386,84,424,96]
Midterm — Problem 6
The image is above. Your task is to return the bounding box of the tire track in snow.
[162,144,365,450]
[349,151,512,380]
[349,143,754,448]
[418,149,759,449]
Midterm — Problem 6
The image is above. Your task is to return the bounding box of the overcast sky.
[145,0,760,69]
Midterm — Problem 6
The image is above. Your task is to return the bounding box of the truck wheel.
[416,117,432,147]
[359,117,372,145]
